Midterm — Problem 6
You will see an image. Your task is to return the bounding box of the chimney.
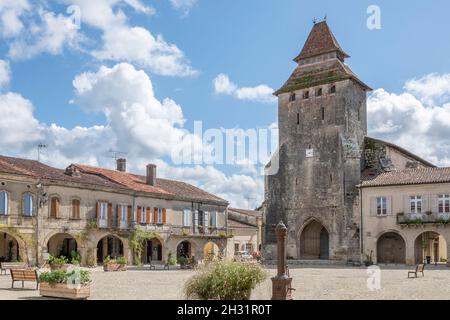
[146,164,157,186]
[116,158,127,172]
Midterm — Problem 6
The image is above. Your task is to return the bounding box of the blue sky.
[1,0,450,208]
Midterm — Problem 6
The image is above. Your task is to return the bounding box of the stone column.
[271,221,293,300]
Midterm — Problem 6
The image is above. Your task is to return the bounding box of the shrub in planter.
[178,256,188,269]
[103,256,127,271]
[184,261,267,300]
[167,252,177,266]
[39,269,91,300]
[48,255,70,271]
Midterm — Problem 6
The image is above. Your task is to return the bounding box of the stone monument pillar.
[271,221,293,300]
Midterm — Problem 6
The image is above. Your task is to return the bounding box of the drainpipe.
[359,186,364,263]
[35,179,43,267]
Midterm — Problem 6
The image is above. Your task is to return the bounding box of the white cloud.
[8,8,82,59]
[0,60,11,89]
[368,73,450,167]
[169,0,198,15]
[405,73,450,106]
[1,0,196,76]
[213,73,276,104]
[69,0,197,76]
[0,0,31,38]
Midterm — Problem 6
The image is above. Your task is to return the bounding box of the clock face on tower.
[306,149,314,158]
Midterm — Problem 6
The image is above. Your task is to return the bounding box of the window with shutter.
[146,207,151,224]
[439,195,450,213]
[194,210,199,233]
[72,199,80,219]
[204,211,209,233]
[183,209,192,227]
[0,191,8,215]
[23,193,33,217]
[137,206,142,224]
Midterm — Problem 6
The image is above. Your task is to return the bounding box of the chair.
[408,264,425,278]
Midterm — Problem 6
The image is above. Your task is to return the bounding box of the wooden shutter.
[162,208,167,224]
[137,206,142,224]
[146,207,151,224]
[72,199,80,219]
[404,195,410,214]
[127,205,132,225]
[386,197,392,215]
[108,203,113,228]
[431,194,439,213]
[370,197,377,216]
[116,204,120,225]
[96,202,100,225]
[153,208,158,223]
[50,198,56,218]
[422,195,429,213]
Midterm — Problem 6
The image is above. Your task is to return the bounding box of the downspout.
[359,186,364,263]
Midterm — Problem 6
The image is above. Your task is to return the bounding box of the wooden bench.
[149,261,170,271]
[10,269,39,290]
[0,262,28,275]
[408,264,425,278]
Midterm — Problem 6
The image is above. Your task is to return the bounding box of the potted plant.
[178,256,188,269]
[39,269,91,300]
[48,255,70,271]
[103,256,128,272]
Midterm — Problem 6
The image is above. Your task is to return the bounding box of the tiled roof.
[360,167,450,187]
[74,164,228,205]
[294,21,349,62]
[275,56,371,95]
[228,207,261,228]
[228,218,257,229]
[228,207,262,218]
[0,155,127,190]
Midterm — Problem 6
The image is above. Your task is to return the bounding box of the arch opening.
[143,238,163,264]
[96,235,124,263]
[177,241,196,260]
[47,233,78,260]
[377,232,406,264]
[300,220,329,260]
[0,232,21,262]
[414,231,447,265]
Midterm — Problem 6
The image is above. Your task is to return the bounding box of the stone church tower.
[264,21,371,262]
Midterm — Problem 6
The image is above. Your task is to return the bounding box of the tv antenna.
[246,196,256,210]
[37,143,47,162]
[109,149,127,162]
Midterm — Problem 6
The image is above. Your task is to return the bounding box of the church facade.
[263,21,450,266]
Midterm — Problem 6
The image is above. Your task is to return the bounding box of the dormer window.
[330,85,336,94]
[316,88,322,97]
[303,91,309,99]
[289,93,296,102]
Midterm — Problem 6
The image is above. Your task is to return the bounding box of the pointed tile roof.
[294,21,349,62]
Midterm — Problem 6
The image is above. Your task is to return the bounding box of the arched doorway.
[377,232,406,264]
[47,233,78,260]
[97,235,124,263]
[203,241,220,260]
[177,241,196,259]
[0,232,21,262]
[300,220,329,260]
[414,232,447,264]
[143,238,163,263]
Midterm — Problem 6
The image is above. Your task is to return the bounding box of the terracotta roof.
[275,59,371,95]
[294,21,349,62]
[0,155,127,190]
[228,207,262,218]
[360,167,450,187]
[228,218,257,229]
[74,164,228,205]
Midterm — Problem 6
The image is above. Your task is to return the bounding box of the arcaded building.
[0,155,229,266]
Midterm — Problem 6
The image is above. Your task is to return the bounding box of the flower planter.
[39,283,90,300]
[103,263,127,272]
[50,264,71,271]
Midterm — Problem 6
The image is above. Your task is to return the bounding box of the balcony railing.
[397,212,450,225]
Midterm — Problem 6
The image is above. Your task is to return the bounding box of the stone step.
[264,259,350,266]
